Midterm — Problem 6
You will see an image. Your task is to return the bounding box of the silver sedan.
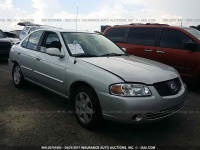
[9,28,187,129]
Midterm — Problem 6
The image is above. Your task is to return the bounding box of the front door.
[34,31,67,95]
[118,27,158,61]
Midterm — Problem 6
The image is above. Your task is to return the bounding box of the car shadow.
[186,83,200,94]
[0,58,8,64]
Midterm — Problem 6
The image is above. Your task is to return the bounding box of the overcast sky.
[0,0,200,31]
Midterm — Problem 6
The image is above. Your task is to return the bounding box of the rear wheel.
[73,86,102,129]
[12,64,25,88]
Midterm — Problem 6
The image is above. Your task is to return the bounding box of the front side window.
[26,31,43,50]
[160,28,193,49]
[128,27,157,46]
[105,28,126,43]
[40,32,61,52]
[62,33,126,57]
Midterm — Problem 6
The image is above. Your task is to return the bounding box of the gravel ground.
[0,60,200,150]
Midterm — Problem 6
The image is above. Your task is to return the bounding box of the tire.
[12,64,25,88]
[73,85,102,129]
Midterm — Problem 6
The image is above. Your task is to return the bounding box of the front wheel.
[12,64,25,88]
[73,86,102,129]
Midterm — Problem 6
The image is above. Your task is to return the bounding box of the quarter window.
[105,28,126,42]
[26,31,43,50]
[128,28,157,46]
[160,28,192,49]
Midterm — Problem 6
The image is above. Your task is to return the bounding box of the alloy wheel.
[75,92,94,124]
[13,66,22,85]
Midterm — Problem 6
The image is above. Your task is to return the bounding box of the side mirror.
[46,48,64,58]
[185,40,198,51]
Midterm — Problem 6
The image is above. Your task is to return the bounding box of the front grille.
[146,103,183,120]
[0,42,12,51]
[154,78,182,97]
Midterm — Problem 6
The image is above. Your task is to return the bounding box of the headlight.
[110,83,151,97]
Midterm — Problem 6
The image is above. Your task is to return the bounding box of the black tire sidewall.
[73,86,102,129]
[12,64,24,88]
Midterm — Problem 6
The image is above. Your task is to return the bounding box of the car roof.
[106,23,190,29]
[36,27,93,34]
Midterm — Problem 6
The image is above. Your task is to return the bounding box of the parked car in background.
[18,22,61,40]
[19,25,41,40]
[9,28,187,128]
[10,30,21,38]
[4,31,20,44]
[104,23,200,85]
[190,25,200,31]
[0,30,12,59]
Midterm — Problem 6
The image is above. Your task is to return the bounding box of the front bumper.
[97,82,187,123]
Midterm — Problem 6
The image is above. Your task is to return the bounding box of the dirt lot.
[0,60,200,150]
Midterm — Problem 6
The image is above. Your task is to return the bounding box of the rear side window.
[21,36,29,48]
[160,28,192,49]
[128,28,157,46]
[26,31,43,50]
[105,28,126,42]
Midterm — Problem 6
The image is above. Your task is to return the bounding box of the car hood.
[79,55,179,84]
[7,38,20,43]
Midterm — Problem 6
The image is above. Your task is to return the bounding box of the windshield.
[61,32,126,57]
[0,30,6,39]
[184,28,200,40]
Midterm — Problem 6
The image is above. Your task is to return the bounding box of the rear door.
[155,27,199,80]
[17,31,43,81]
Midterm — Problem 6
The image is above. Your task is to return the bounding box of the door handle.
[35,57,41,61]
[17,52,21,55]
[156,50,165,54]
[145,49,153,52]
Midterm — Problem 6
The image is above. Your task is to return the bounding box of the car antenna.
[74,6,78,64]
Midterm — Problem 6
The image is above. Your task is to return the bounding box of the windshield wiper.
[74,54,99,57]
[100,53,126,57]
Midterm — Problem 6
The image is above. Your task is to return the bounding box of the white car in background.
[18,22,61,40]
[19,25,41,40]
